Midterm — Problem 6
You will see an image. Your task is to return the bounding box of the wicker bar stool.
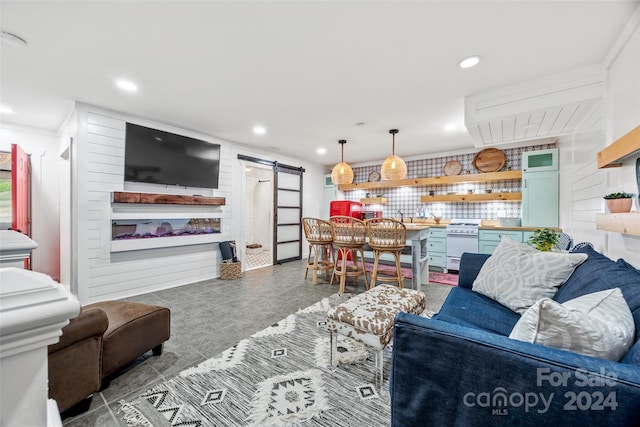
[367,218,407,289]
[302,217,334,285]
[329,215,369,293]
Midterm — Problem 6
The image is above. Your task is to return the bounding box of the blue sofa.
[390,245,640,426]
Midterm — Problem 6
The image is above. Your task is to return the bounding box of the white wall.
[0,124,60,280]
[63,104,324,303]
[560,103,608,252]
[561,10,639,268]
[602,11,640,267]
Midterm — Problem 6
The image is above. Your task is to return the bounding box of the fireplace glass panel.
[112,218,221,240]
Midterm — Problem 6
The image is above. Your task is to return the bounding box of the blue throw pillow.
[554,245,616,303]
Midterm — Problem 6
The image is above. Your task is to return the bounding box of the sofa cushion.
[621,340,640,365]
[553,245,616,303]
[434,287,520,336]
[472,237,588,314]
[510,288,635,361]
[555,256,640,340]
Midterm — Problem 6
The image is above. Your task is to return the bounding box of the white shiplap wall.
[74,105,232,303]
[560,103,608,251]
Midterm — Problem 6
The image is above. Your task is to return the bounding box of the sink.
[403,223,427,229]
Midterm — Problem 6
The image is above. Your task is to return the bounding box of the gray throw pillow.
[509,288,635,361]
[472,237,587,314]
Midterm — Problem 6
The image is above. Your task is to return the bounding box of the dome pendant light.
[381,129,407,180]
[331,139,354,185]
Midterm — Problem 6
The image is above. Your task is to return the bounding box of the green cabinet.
[478,230,523,254]
[427,227,447,271]
[522,149,559,227]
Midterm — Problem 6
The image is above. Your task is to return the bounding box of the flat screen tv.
[124,123,220,189]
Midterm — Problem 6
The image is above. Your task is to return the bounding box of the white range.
[445,219,481,271]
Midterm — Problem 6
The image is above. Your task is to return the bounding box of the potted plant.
[527,228,560,252]
[603,192,634,213]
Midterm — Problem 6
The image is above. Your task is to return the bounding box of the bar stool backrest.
[302,217,333,243]
[367,218,407,249]
[329,216,367,245]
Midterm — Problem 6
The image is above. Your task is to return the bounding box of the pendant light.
[331,139,354,185]
[381,129,407,180]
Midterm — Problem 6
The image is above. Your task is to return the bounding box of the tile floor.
[244,249,272,270]
[61,259,452,426]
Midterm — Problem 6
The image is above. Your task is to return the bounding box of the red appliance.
[329,201,363,261]
[361,210,383,219]
[330,200,363,219]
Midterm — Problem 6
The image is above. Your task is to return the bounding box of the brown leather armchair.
[48,307,109,413]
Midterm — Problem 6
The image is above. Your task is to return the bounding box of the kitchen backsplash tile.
[343,143,556,220]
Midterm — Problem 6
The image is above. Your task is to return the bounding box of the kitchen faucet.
[397,210,404,223]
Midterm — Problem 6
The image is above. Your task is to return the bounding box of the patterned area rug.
[119,294,393,426]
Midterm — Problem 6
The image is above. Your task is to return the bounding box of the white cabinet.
[522,149,559,227]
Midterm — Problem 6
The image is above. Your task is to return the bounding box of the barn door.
[274,162,303,264]
[11,144,30,236]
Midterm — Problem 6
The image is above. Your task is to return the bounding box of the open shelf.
[597,125,640,168]
[596,212,640,236]
[113,192,226,206]
[420,192,522,203]
[338,170,522,191]
[360,197,387,204]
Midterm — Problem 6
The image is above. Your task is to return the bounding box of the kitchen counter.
[479,225,562,232]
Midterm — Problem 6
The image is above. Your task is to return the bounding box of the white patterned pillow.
[509,288,635,361]
[473,237,587,314]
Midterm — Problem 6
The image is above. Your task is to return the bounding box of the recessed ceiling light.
[0,105,15,114]
[245,166,253,172]
[444,123,457,131]
[253,125,266,135]
[0,31,27,47]
[458,56,481,69]
[116,80,138,92]
[523,123,540,130]
[316,147,326,155]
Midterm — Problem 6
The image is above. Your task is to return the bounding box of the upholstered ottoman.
[84,300,170,383]
[327,285,425,387]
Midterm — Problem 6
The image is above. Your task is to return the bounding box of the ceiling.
[1,1,637,168]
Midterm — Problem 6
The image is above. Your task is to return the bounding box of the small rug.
[344,260,413,279]
[119,294,391,426]
[428,271,459,287]
[344,260,458,286]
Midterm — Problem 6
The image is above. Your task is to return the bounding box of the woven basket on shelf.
[220,261,242,280]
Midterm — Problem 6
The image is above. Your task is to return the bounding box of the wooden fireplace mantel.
[112,192,226,206]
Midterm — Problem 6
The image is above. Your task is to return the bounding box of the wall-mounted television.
[124,123,220,189]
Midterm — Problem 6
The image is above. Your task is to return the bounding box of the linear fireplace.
[112,218,221,240]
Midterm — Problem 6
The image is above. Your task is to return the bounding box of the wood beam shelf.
[338,170,522,191]
[597,125,640,168]
[360,197,387,204]
[113,192,226,206]
[420,192,522,203]
[596,212,640,236]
